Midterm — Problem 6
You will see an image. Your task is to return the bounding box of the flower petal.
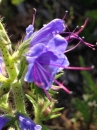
[36,51,69,90]
[26,44,45,57]
[26,44,47,64]
[25,43,69,90]
[48,34,68,52]
[0,115,10,129]
[16,113,42,130]
[24,25,34,40]
[24,64,34,82]
[29,19,65,46]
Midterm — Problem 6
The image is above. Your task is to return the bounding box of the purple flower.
[0,115,10,129]
[24,18,94,98]
[24,19,65,46]
[16,113,42,130]
[24,34,71,98]
[25,18,95,49]
[24,25,34,41]
[0,113,42,130]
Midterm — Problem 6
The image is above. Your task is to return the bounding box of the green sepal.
[26,94,37,115]
[12,38,31,61]
[26,94,62,122]
[30,83,49,101]
[49,88,59,95]
[41,124,50,130]
[52,107,64,113]
[0,94,9,113]
[17,57,26,80]
[18,39,30,54]
[55,71,64,79]
[47,113,61,119]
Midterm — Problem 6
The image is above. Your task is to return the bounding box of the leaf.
[11,0,24,5]
[41,124,50,130]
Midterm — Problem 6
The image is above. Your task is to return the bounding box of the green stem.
[0,80,11,97]
[34,112,41,124]
[0,20,11,43]
[0,42,17,81]
[0,21,17,81]
[12,80,26,113]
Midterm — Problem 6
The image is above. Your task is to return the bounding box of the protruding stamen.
[75,18,89,35]
[66,25,71,32]
[60,84,72,94]
[32,8,37,26]
[65,41,81,53]
[38,61,94,71]
[72,25,79,33]
[64,32,96,49]
[64,66,94,70]
[37,62,72,94]
[63,10,68,20]
[34,63,52,101]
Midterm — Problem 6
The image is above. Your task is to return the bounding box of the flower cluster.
[24,18,94,99]
[0,12,95,129]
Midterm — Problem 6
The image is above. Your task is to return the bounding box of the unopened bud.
[44,107,51,116]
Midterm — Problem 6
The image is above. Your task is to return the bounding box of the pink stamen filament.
[36,61,72,94]
[65,41,81,53]
[33,64,41,86]
[38,61,93,71]
[63,10,68,20]
[64,66,94,70]
[75,18,89,35]
[34,63,52,101]
[65,18,88,37]
[36,63,51,88]
[69,35,95,49]
[32,8,36,26]
[61,32,95,49]
[72,26,79,33]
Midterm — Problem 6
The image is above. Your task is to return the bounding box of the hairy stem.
[0,42,17,81]
[12,80,26,113]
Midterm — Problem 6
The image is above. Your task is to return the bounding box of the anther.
[73,26,79,33]
[63,10,68,20]
[75,18,89,35]
[82,36,85,39]
[91,65,94,69]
